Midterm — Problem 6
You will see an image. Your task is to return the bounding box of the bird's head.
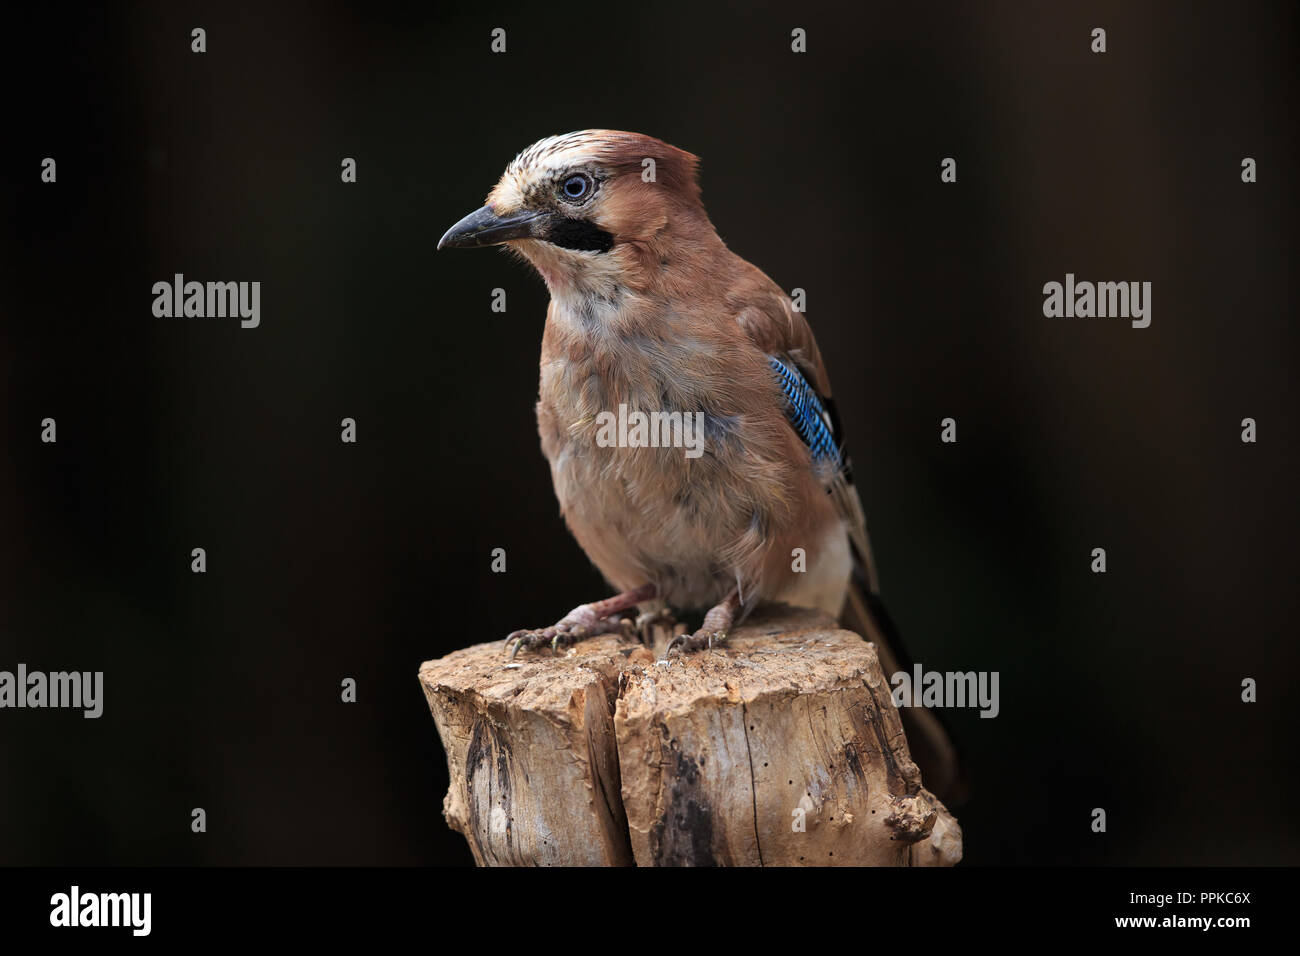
[437,130,713,296]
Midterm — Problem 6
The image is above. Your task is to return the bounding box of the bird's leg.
[666,590,741,656]
[506,583,657,659]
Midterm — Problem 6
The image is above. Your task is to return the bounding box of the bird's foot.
[665,626,729,656]
[505,603,633,660]
[663,591,739,658]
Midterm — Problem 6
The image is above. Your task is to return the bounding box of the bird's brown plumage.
[481,130,871,615]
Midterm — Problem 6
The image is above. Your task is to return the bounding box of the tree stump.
[418,604,962,866]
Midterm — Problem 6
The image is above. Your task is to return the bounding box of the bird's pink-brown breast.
[534,258,847,612]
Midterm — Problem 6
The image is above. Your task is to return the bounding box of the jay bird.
[439,131,962,798]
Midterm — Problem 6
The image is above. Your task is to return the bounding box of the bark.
[419,604,961,866]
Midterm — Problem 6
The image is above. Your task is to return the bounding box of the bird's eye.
[560,173,592,202]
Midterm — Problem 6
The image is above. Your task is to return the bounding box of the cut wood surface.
[419,604,962,866]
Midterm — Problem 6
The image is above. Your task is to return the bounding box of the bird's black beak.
[437,205,545,250]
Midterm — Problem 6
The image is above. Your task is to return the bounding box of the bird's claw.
[665,628,728,657]
[505,624,580,659]
[503,608,629,660]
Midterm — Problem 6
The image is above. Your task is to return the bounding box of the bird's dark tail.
[840,561,970,806]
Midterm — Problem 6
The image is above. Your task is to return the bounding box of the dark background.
[2,0,1296,866]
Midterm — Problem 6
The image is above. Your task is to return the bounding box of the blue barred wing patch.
[768,355,840,463]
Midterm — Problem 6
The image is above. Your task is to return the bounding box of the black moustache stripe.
[547,218,615,253]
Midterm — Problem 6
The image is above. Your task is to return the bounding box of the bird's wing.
[737,292,967,804]
[736,295,878,591]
